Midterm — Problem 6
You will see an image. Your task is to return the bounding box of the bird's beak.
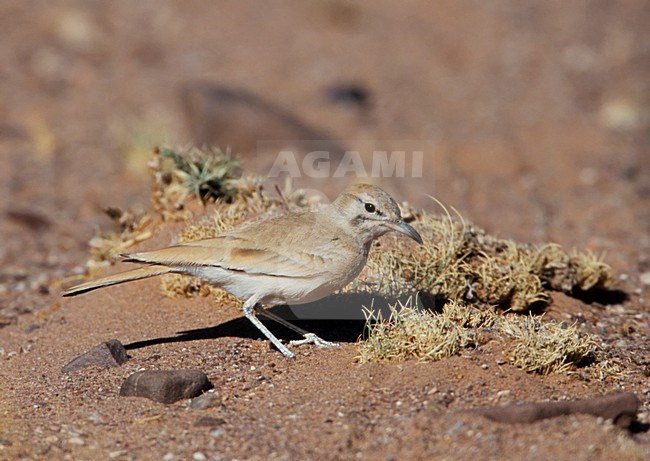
[390,220,423,244]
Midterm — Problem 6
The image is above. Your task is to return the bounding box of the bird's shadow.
[124,292,426,351]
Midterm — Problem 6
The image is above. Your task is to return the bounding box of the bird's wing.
[125,235,337,279]
[125,210,358,278]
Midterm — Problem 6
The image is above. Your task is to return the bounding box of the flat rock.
[62,339,129,373]
[120,369,213,404]
[460,392,639,429]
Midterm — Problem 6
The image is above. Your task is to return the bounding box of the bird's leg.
[256,307,338,349]
[243,298,295,358]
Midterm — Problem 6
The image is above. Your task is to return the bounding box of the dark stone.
[460,392,640,429]
[62,339,129,373]
[120,370,213,404]
[326,84,371,109]
[194,416,226,428]
[6,208,52,230]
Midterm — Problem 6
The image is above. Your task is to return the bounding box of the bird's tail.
[62,265,173,297]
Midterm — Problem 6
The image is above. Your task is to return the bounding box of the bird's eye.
[364,203,376,213]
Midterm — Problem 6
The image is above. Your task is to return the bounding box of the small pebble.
[210,428,225,438]
[326,84,370,108]
[640,272,650,286]
[447,421,464,437]
[89,412,105,425]
[192,452,207,461]
[190,391,220,410]
[68,436,85,446]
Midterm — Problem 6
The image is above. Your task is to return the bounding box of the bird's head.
[332,183,423,245]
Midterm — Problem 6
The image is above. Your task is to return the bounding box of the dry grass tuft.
[148,146,249,220]
[570,250,616,291]
[160,273,214,298]
[587,357,624,382]
[157,146,242,202]
[498,315,595,374]
[357,298,494,363]
[358,298,595,375]
[160,272,241,307]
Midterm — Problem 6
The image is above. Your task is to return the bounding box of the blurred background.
[0,0,648,320]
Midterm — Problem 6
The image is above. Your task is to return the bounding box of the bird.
[63,183,423,358]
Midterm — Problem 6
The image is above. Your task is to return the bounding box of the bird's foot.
[289,333,338,349]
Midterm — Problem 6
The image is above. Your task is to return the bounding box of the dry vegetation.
[356,297,596,375]
[357,298,493,363]
[79,146,617,375]
[499,314,595,374]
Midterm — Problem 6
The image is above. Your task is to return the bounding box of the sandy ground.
[0,1,648,460]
